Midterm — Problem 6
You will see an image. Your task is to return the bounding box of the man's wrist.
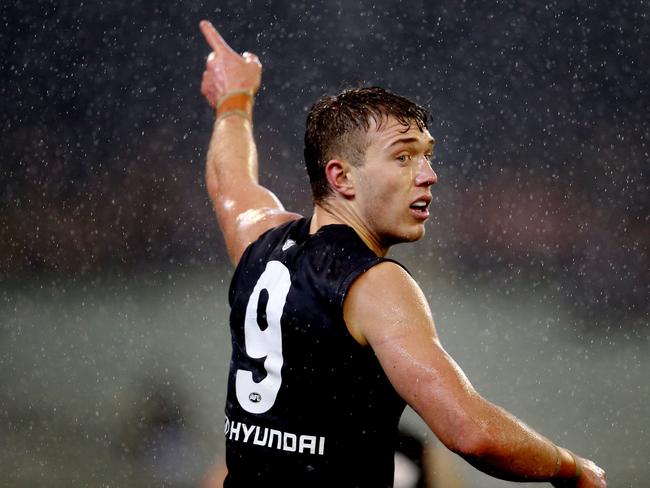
[216,109,252,125]
[216,90,254,117]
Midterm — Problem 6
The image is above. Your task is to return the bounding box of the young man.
[199,20,606,488]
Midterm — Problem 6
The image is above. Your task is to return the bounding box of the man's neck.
[310,202,388,257]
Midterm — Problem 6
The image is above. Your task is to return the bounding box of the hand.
[552,456,606,488]
[199,20,262,108]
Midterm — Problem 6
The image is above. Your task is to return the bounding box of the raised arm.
[344,262,606,487]
[199,21,300,266]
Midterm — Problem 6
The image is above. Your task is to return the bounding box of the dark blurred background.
[1,1,648,487]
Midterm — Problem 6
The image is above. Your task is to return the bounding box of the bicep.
[344,263,484,452]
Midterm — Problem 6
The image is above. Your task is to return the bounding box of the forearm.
[205,93,258,197]
[460,397,579,483]
[402,343,580,483]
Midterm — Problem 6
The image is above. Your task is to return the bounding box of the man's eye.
[425,153,434,161]
[397,154,410,162]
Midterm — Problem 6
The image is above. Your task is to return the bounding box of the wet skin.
[316,116,438,256]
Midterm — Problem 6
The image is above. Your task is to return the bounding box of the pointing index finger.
[199,20,237,56]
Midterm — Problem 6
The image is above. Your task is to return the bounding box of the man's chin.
[406,222,427,241]
[387,226,426,246]
[409,228,426,242]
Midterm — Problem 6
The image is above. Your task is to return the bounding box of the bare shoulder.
[343,261,435,346]
[346,261,430,315]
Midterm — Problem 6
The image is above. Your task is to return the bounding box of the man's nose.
[415,159,438,187]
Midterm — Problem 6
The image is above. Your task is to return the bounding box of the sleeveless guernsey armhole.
[228,218,308,307]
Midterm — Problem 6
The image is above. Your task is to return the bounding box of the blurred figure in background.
[120,379,199,487]
[198,19,606,488]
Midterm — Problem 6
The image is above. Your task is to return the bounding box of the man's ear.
[324,159,355,198]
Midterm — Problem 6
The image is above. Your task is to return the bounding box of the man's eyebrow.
[386,136,436,148]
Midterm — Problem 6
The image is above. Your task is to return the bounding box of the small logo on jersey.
[282,239,296,251]
[249,392,262,403]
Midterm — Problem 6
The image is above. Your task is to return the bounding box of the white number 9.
[236,260,290,414]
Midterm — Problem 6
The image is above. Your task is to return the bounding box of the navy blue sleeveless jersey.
[223,217,407,488]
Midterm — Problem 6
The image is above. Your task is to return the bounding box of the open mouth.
[409,200,430,218]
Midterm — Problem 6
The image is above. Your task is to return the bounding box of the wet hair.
[304,86,430,203]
